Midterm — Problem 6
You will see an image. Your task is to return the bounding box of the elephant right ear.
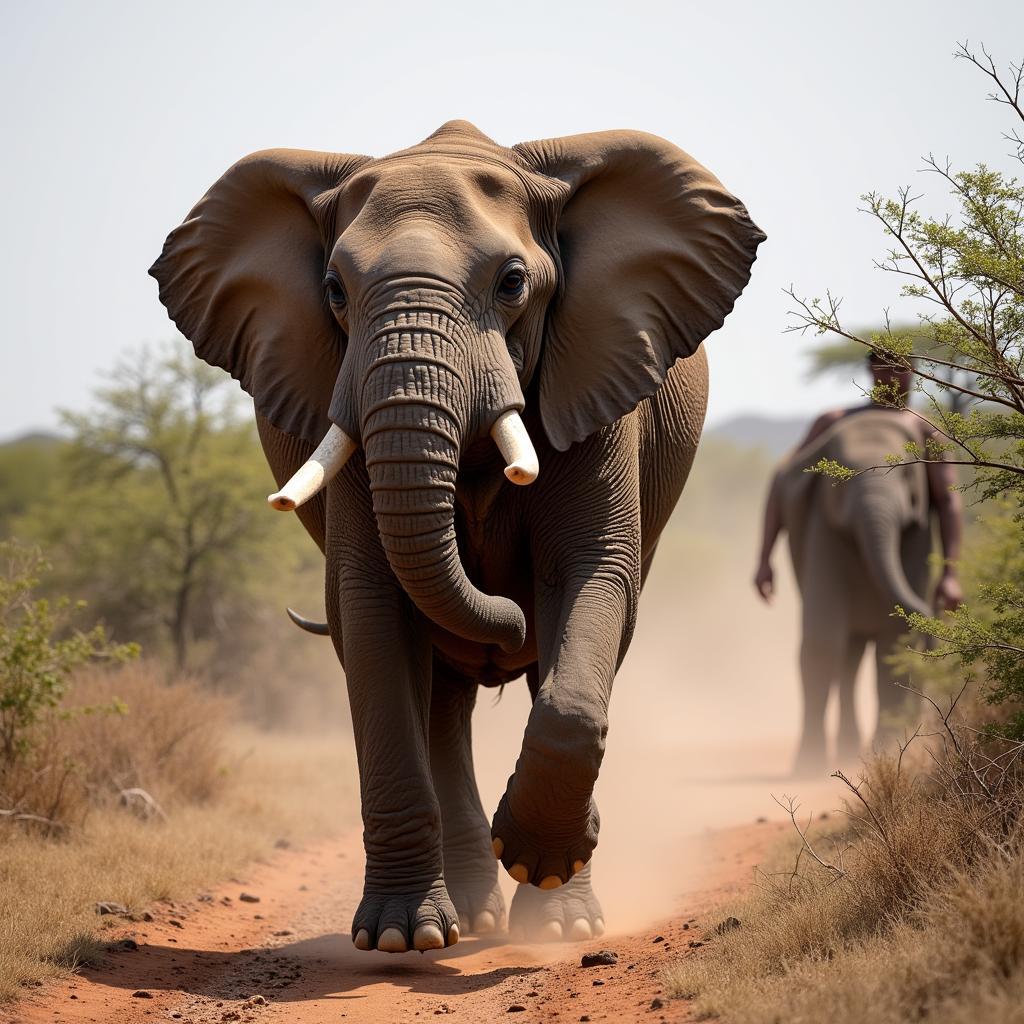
[150,149,369,445]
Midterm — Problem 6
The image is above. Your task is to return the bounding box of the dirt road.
[2,818,792,1024]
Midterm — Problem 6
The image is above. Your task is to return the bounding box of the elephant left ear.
[514,131,766,451]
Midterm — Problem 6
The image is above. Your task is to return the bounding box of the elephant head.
[150,121,765,652]
[779,409,932,618]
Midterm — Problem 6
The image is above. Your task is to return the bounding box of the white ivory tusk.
[490,410,539,486]
[267,424,357,511]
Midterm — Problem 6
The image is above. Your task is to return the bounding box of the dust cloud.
[469,447,873,933]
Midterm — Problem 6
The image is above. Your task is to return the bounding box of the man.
[754,352,963,772]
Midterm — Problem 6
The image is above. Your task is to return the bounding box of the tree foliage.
[12,342,317,676]
[789,43,1024,737]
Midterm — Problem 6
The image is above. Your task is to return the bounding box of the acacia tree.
[788,44,1024,737]
[22,343,302,674]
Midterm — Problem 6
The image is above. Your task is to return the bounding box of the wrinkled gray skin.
[151,122,764,952]
[777,411,933,774]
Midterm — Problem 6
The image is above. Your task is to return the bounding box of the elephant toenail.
[538,875,563,890]
[353,928,371,951]
[538,920,563,942]
[491,837,504,858]
[572,859,586,875]
[509,862,529,883]
[413,923,445,951]
[376,927,409,953]
[472,910,497,934]
[569,917,593,940]
[593,917,606,936]
[446,922,460,945]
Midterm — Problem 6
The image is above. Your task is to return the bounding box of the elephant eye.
[497,265,528,304]
[324,272,347,308]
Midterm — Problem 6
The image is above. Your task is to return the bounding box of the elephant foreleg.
[429,661,505,935]
[491,569,633,892]
[795,625,846,777]
[873,629,919,751]
[836,635,867,763]
[326,474,457,954]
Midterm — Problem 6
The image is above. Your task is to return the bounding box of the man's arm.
[754,410,843,604]
[925,435,964,612]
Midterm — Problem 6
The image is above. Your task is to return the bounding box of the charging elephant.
[775,409,934,772]
[151,121,764,952]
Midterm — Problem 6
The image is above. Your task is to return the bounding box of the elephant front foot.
[490,784,599,890]
[508,864,605,942]
[351,880,460,953]
[443,822,507,934]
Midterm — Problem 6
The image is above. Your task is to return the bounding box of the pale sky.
[2,0,1021,440]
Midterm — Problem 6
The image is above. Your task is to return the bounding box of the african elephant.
[774,409,935,772]
[151,121,764,952]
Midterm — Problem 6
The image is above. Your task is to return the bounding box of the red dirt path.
[1,820,786,1024]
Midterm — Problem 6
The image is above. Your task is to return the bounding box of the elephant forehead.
[333,158,536,279]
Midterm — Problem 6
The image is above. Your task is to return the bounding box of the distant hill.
[707,414,807,457]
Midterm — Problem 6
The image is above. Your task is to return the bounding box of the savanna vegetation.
[666,43,1024,1022]
[0,347,357,1000]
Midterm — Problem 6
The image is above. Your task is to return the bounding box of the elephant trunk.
[852,491,932,619]
[360,343,526,653]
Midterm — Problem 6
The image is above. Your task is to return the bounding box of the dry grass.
[665,742,1024,1023]
[1,662,231,829]
[0,663,357,1002]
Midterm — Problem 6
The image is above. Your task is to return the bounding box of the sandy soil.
[1,818,796,1024]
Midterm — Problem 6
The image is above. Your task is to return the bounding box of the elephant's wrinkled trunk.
[852,491,932,619]
[360,340,527,653]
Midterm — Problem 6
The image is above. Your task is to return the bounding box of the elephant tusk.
[267,424,357,511]
[490,410,539,486]
[286,607,330,636]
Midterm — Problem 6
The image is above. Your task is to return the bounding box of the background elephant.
[772,409,938,772]
[151,121,764,953]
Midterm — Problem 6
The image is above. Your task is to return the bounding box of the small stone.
[712,917,741,935]
[169,919,184,929]
[507,1006,526,1013]
[132,990,154,998]
[95,901,128,916]
[245,995,267,1006]
[682,923,689,930]
[688,940,704,949]
[142,911,154,922]
[274,838,291,850]
[272,930,293,937]
[650,996,665,1009]
[239,893,260,903]
[652,935,664,944]
[119,939,139,950]
[592,979,604,986]
[580,1017,591,1022]
[756,815,768,823]
[198,894,214,902]
[580,949,618,967]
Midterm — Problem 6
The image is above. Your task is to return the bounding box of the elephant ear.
[514,131,766,451]
[150,149,369,445]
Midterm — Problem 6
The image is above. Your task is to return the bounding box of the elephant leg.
[873,630,918,751]
[836,634,867,764]
[491,571,632,894]
[429,660,505,935]
[794,626,845,777]
[509,861,605,942]
[326,477,457,954]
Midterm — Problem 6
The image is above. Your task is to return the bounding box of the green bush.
[0,541,136,763]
